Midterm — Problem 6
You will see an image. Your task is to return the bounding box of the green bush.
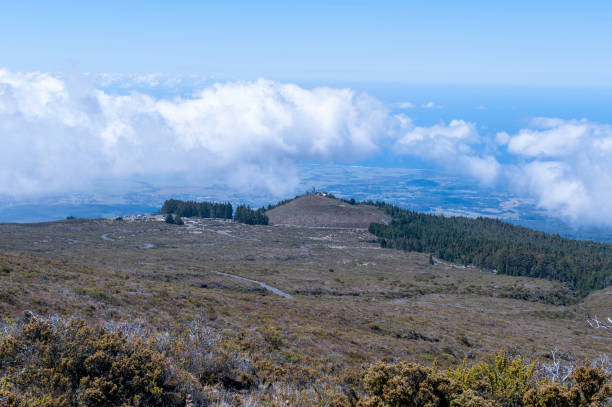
[347,351,611,407]
[523,364,611,406]
[447,351,536,405]
[357,361,457,406]
[0,317,199,406]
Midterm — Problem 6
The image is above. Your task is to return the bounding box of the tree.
[161,199,233,220]
[233,205,269,225]
[368,202,612,294]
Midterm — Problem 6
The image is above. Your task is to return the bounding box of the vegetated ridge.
[368,202,612,294]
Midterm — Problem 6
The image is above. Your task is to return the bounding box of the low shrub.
[0,316,202,406]
[343,351,611,407]
[358,361,457,406]
[0,315,609,407]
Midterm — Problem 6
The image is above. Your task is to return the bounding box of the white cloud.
[396,101,414,109]
[0,70,391,197]
[464,155,501,185]
[519,161,591,223]
[495,131,510,145]
[421,101,440,109]
[394,115,612,227]
[506,118,600,157]
[2,69,612,228]
[502,118,612,227]
[91,72,210,91]
[394,117,500,185]
[396,118,477,156]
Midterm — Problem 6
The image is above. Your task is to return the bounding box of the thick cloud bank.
[395,117,501,185]
[499,119,612,227]
[0,69,390,196]
[1,69,611,227]
[392,114,612,227]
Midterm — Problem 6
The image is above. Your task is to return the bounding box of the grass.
[0,211,609,405]
[0,217,609,368]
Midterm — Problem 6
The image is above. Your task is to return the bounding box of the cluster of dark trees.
[165,213,184,225]
[234,205,269,225]
[368,202,612,293]
[161,199,233,219]
[161,199,268,225]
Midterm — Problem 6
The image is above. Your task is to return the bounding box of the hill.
[265,193,390,228]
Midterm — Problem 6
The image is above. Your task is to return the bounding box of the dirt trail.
[210,271,293,299]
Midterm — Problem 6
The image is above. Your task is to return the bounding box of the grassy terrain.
[0,198,610,405]
[0,215,608,363]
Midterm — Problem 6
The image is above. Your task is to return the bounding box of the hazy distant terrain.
[3,164,611,242]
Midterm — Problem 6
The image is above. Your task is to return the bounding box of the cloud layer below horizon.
[1,69,611,227]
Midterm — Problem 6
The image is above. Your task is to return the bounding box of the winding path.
[100,233,115,241]
[210,271,293,299]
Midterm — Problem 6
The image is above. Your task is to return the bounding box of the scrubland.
[0,215,610,405]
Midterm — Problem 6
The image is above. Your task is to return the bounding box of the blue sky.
[2,1,612,85]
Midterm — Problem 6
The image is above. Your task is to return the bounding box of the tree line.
[161,199,233,219]
[233,205,269,225]
[367,202,612,293]
[161,199,268,225]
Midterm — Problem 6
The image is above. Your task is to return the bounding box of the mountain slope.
[265,194,390,228]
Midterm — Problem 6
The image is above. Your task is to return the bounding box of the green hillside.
[368,202,612,293]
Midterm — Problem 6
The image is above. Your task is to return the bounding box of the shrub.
[0,316,199,406]
[357,361,458,406]
[447,351,536,405]
[1,314,609,407]
[168,320,256,391]
[449,389,499,407]
[353,352,611,407]
[523,364,611,407]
